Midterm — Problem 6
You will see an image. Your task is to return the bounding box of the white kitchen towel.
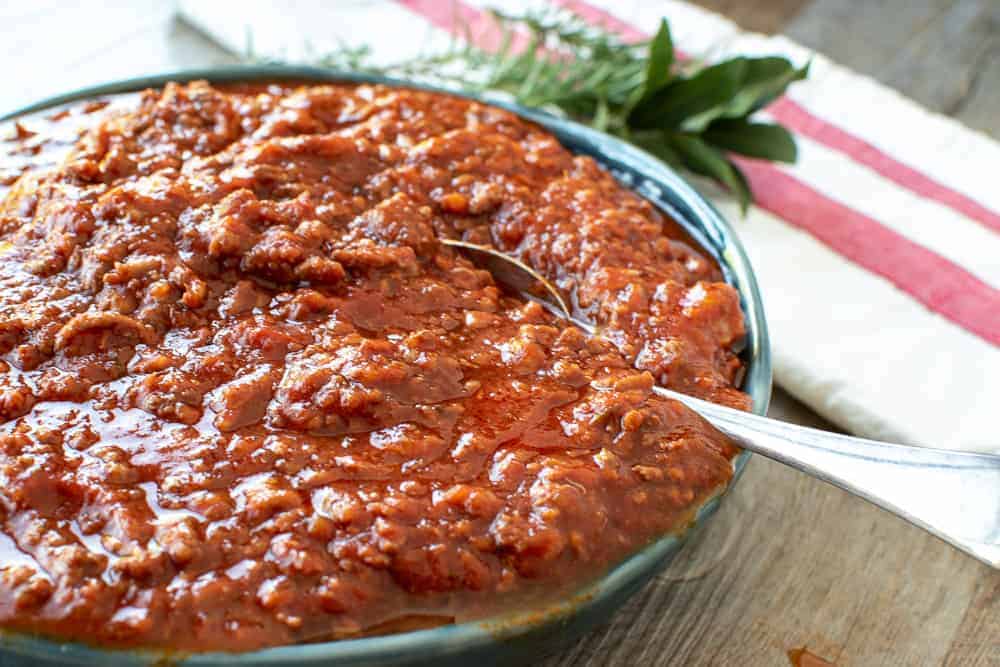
[179,0,1000,453]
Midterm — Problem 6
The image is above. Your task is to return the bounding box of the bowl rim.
[0,65,772,666]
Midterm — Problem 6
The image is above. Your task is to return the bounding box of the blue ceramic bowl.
[0,66,771,666]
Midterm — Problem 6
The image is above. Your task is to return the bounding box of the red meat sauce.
[0,81,748,651]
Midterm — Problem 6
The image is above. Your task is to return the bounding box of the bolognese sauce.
[0,82,747,651]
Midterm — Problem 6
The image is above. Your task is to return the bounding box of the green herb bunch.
[283,8,808,211]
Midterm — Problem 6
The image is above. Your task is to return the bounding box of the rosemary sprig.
[259,8,808,212]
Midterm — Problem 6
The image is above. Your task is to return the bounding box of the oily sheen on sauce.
[0,82,747,651]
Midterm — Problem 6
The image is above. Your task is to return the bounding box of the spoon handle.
[654,387,1000,569]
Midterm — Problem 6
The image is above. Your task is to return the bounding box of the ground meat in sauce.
[0,82,747,651]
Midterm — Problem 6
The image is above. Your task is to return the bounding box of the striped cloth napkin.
[180,0,1000,454]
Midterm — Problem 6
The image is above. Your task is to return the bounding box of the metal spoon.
[443,238,1000,569]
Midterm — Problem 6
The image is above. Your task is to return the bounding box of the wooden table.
[1,2,997,665]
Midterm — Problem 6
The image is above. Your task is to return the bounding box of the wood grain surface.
[1,2,997,666]
[710,0,1000,141]
[789,1,1000,135]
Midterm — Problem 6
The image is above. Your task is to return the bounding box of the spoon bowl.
[445,238,1000,570]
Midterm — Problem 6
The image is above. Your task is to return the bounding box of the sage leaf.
[704,120,798,163]
[679,57,808,132]
[669,133,752,212]
[629,58,747,130]
[632,130,683,168]
[727,57,810,117]
[642,19,674,99]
